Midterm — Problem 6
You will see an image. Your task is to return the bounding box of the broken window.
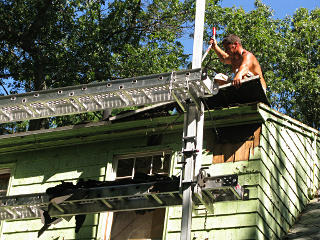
[0,168,11,229]
[115,152,171,179]
[0,169,11,197]
[108,151,171,240]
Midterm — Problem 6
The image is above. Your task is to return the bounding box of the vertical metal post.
[180,1,206,240]
[192,0,206,69]
[181,104,198,240]
[192,0,206,176]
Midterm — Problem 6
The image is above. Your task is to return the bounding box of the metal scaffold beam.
[0,175,246,221]
[0,68,216,124]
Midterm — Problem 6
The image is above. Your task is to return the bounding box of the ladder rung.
[100,199,113,209]
[151,194,164,205]
[51,202,65,214]
[0,175,245,220]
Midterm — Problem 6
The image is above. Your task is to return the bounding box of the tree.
[1,0,319,131]
[204,0,320,129]
[0,0,192,130]
[279,8,320,129]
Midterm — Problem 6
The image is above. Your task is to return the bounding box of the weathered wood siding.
[0,131,181,240]
[165,134,267,239]
[0,142,108,240]
[0,103,318,240]
[259,118,320,235]
[164,105,320,240]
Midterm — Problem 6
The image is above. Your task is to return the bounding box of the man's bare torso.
[231,49,266,89]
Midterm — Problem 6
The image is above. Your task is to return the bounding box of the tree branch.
[0,74,12,79]
[0,81,9,95]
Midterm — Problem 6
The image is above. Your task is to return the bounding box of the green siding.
[2,215,98,240]
[0,142,109,240]
[0,132,182,240]
[0,103,318,239]
[163,105,319,239]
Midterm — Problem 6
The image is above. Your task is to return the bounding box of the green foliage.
[204,0,320,129]
[279,8,320,128]
[204,0,285,77]
[0,0,319,131]
[52,112,103,127]
[0,0,191,131]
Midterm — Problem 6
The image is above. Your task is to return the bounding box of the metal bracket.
[0,173,248,222]
[182,149,199,158]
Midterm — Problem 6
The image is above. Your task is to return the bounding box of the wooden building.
[0,85,318,240]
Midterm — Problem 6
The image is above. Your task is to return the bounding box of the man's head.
[222,34,242,55]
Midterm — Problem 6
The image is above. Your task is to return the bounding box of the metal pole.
[192,0,206,69]
[180,1,206,239]
[181,104,197,240]
[192,0,205,176]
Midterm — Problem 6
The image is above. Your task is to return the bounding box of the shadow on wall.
[12,142,109,184]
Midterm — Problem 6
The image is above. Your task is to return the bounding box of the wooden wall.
[165,128,266,239]
[0,104,319,240]
[0,131,180,240]
[0,142,108,240]
[164,115,320,240]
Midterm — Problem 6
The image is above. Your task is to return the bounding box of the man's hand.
[232,76,241,88]
[209,38,232,64]
[233,63,249,88]
[209,37,217,49]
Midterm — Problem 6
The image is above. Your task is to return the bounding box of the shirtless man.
[209,34,267,91]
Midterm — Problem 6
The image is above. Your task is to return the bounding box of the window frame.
[102,149,174,240]
[113,150,173,179]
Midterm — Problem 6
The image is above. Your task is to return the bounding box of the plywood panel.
[110,209,165,240]
[212,125,262,164]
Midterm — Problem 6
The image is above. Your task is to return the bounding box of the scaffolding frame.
[0,175,246,220]
[0,1,249,238]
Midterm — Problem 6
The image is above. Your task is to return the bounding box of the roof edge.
[258,103,320,140]
[0,103,262,153]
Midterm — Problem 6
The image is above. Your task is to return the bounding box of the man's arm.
[209,38,231,64]
[233,53,251,87]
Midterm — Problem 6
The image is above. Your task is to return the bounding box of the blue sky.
[185,0,320,59]
[221,0,320,19]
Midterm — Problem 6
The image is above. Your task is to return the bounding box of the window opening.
[115,152,171,180]
[0,169,11,197]
[0,168,11,231]
[109,151,171,240]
